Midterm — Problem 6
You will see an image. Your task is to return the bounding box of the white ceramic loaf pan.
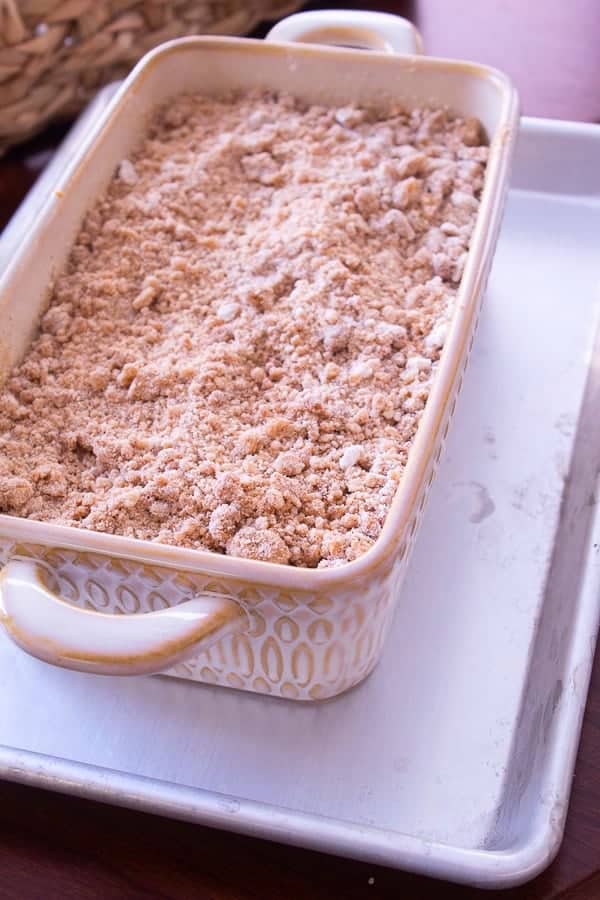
[0,10,518,700]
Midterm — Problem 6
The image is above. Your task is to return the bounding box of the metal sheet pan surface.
[0,92,599,888]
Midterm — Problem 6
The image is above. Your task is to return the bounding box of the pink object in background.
[414,0,600,121]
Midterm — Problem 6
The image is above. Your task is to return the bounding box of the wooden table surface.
[1,2,599,897]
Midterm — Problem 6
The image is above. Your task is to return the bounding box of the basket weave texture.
[0,0,302,153]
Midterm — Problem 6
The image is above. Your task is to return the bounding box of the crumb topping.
[0,91,487,567]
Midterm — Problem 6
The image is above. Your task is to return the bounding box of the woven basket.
[0,0,302,154]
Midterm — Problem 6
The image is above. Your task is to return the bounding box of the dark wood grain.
[1,3,599,897]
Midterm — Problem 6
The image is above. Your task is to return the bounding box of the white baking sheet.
[1,96,599,888]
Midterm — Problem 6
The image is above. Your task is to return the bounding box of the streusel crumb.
[0,91,488,567]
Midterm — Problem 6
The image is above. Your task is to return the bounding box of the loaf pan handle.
[0,558,247,676]
[266,9,423,55]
